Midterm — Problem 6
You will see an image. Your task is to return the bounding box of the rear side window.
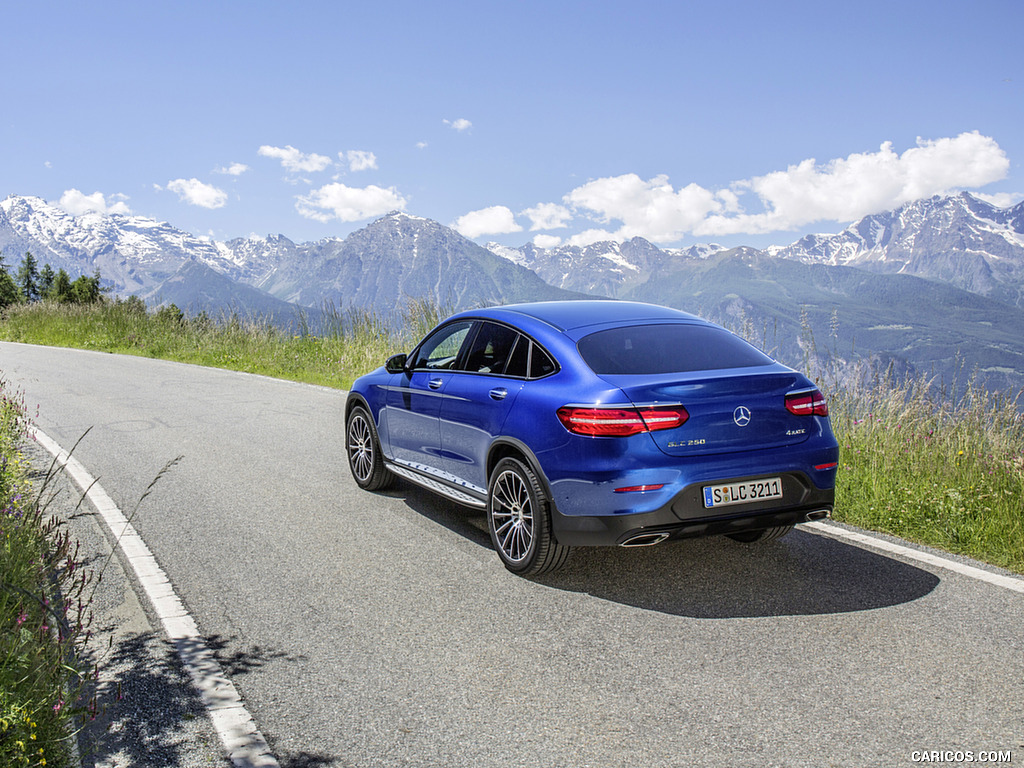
[577,323,773,375]
[530,345,557,378]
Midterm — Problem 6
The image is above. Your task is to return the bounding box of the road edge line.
[803,520,1024,594]
[31,426,281,768]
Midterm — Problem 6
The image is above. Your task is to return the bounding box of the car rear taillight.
[785,388,829,417]
[556,405,689,437]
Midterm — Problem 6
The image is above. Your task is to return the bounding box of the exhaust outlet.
[620,532,671,547]
[804,509,830,522]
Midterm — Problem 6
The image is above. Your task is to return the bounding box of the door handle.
[428,378,444,390]
[489,387,508,401]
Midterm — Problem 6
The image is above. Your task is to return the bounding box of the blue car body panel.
[347,300,839,546]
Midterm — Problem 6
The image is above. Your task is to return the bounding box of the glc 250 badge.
[667,438,707,448]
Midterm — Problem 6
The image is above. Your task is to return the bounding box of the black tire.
[487,457,571,576]
[346,406,392,491]
[727,524,794,543]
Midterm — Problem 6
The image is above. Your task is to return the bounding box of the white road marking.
[32,426,280,768]
[804,520,1024,594]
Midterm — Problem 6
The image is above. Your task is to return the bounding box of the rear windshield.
[577,323,773,375]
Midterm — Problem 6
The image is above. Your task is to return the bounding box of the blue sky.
[3,0,1021,250]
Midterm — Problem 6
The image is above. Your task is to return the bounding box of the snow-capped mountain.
[769,193,1024,305]
[0,196,578,314]
[260,211,576,310]
[0,195,228,297]
[485,237,727,297]
[8,191,1022,312]
[487,193,1024,306]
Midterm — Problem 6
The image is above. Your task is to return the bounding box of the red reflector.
[785,389,829,417]
[614,484,666,493]
[815,462,839,471]
[557,405,688,437]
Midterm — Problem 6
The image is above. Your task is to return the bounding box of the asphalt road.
[2,341,1022,768]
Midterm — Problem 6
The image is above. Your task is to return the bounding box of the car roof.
[479,300,703,333]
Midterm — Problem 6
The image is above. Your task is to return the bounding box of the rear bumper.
[551,472,834,547]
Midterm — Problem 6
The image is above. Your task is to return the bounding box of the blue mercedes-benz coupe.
[346,300,838,575]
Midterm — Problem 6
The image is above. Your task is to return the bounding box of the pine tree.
[16,251,40,302]
[0,255,19,308]
[70,271,103,304]
[38,263,56,297]
[51,268,73,302]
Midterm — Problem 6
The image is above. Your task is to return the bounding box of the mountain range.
[2,192,1024,393]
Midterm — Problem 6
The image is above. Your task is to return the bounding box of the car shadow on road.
[535,531,941,618]
[390,479,940,619]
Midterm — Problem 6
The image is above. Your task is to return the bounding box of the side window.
[503,336,529,378]
[462,322,520,375]
[530,345,557,378]
[409,321,474,370]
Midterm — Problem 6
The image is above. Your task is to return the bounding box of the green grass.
[2,298,1022,575]
[830,372,1024,572]
[1,381,85,767]
[0,298,443,389]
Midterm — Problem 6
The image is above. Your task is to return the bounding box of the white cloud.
[416,141,429,149]
[522,203,572,231]
[167,178,229,209]
[215,162,249,176]
[452,206,523,239]
[58,189,131,216]
[295,183,407,223]
[344,150,378,172]
[533,234,563,249]
[444,118,473,132]
[716,188,743,214]
[557,132,1010,242]
[258,144,333,173]
[970,191,1023,208]
[567,228,618,247]
[697,131,1010,236]
[565,174,721,243]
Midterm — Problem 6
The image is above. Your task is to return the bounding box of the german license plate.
[703,477,783,508]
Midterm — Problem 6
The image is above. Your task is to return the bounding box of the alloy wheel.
[489,468,535,563]
[347,411,375,484]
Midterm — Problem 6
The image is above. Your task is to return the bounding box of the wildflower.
[16,610,28,626]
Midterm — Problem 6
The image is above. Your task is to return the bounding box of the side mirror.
[385,353,408,373]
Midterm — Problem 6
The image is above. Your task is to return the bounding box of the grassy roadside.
[1,298,1022,574]
[831,373,1023,573]
[1,380,86,767]
[0,299,443,390]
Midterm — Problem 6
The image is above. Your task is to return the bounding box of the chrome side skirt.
[387,463,487,509]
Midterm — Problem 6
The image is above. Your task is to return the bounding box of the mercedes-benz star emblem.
[733,406,752,427]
